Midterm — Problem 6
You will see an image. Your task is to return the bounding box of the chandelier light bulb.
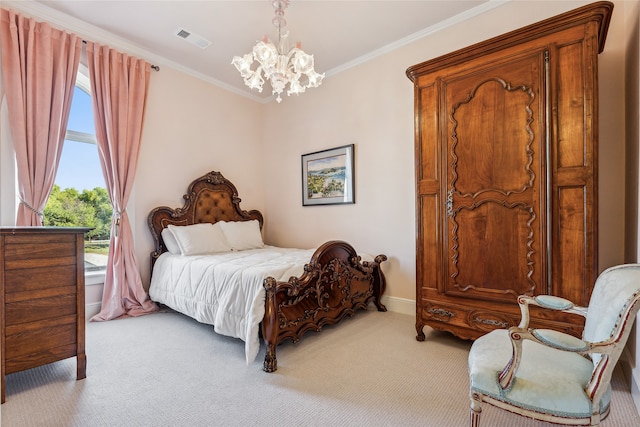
[232,0,324,103]
[246,71,265,91]
[292,51,313,74]
[231,54,254,78]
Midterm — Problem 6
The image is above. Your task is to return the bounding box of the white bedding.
[148,246,315,364]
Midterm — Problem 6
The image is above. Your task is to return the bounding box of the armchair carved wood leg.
[470,393,482,427]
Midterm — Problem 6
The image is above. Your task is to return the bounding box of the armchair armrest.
[530,329,589,352]
[498,327,587,390]
[517,295,588,328]
[497,326,614,391]
[497,294,601,391]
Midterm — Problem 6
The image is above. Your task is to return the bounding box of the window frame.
[69,65,97,145]
[65,65,107,284]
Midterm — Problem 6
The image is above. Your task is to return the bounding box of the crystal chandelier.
[232,0,324,103]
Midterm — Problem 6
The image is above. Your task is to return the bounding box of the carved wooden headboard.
[147,170,264,266]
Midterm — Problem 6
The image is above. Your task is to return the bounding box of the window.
[44,65,111,272]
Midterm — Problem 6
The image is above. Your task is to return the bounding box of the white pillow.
[161,227,182,254]
[167,223,232,255]
[218,220,264,251]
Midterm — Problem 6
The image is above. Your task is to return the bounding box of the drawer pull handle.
[429,308,455,317]
[473,317,508,328]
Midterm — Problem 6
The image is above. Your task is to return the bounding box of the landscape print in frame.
[302,144,354,206]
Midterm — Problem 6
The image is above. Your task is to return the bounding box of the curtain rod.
[81,39,160,71]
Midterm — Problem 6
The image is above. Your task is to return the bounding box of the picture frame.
[302,144,355,206]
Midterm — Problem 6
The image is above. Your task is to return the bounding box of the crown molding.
[325,0,511,78]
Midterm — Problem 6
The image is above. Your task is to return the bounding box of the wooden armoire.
[406,2,613,341]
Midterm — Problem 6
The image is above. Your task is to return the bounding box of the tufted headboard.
[147,170,264,267]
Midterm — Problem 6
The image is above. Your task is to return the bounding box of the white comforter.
[148,246,315,364]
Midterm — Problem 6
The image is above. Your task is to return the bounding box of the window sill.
[85,269,106,286]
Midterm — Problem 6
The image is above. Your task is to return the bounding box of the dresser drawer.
[5,292,77,325]
[3,233,77,261]
[3,265,77,293]
[421,301,467,328]
[5,343,77,375]
[421,301,516,332]
[5,315,77,361]
[3,255,77,271]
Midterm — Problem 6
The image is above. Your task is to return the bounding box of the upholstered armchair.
[468,264,640,426]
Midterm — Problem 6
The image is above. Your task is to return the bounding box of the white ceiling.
[5,1,503,102]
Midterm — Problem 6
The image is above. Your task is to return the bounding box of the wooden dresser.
[406,3,612,341]
[0,227,90,403]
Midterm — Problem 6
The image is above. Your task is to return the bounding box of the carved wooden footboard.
[262,240,387,372]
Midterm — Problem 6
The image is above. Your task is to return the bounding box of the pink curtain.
[87,42,157,320]
[0,9,81,225]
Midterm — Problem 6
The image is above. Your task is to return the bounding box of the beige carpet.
[2,309,639,426]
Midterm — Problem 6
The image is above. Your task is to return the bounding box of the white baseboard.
[620,348,640,414]
[85,302,102,320]
[632,372,640,417]
[380,295,415,316]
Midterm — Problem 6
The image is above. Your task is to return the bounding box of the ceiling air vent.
[175,28,211,49]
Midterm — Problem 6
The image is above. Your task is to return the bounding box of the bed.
[147,170,387,372]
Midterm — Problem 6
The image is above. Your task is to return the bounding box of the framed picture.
[302,144,355,206]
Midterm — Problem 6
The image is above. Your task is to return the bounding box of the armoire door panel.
[447,201,540,301]
[551,36,598,308]
[418,194,440,292]
[554,186,589,303]
[555,41,591,169]
[441,51,547,303]
[416,81,441,297]
[417,84,439,182]
[448,78,536,196]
